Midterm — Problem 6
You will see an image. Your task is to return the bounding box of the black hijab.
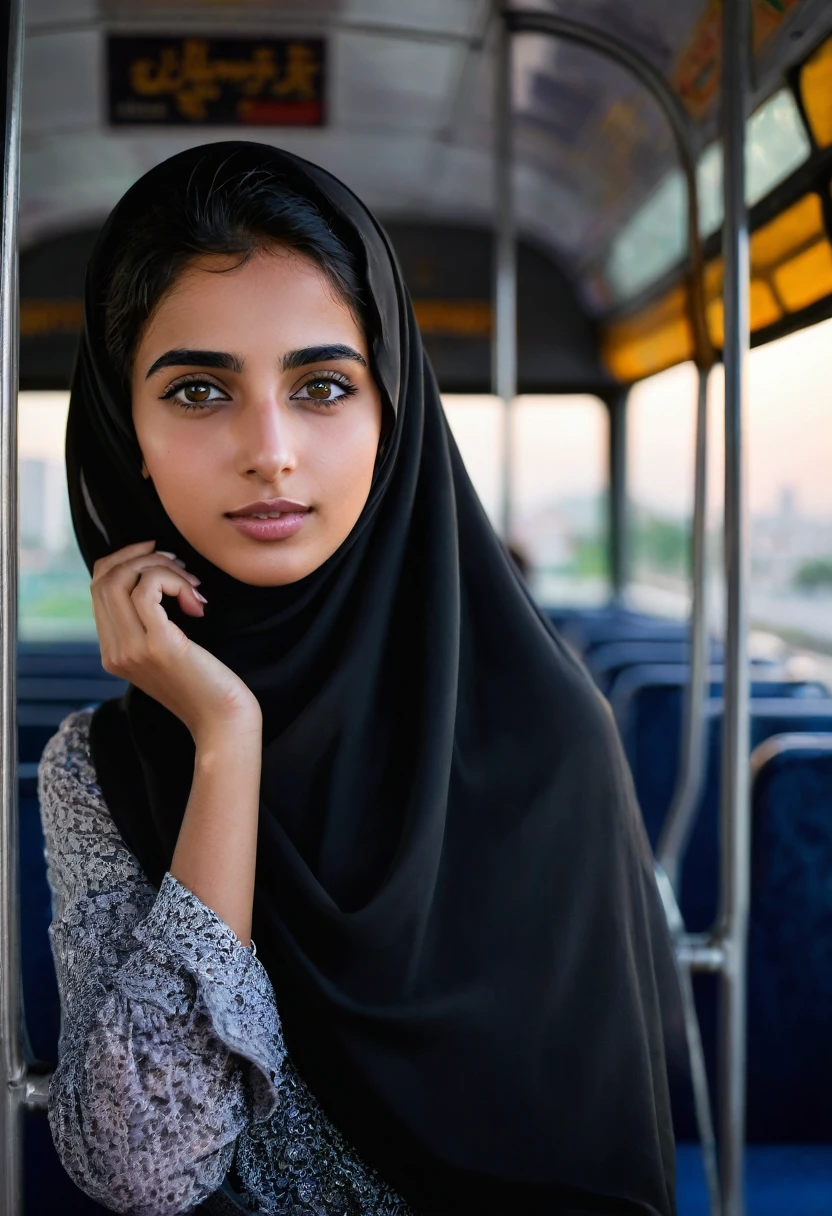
[66,142,678,1215]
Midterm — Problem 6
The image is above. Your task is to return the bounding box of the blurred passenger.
[507,541,531,581]
[41,143,679,1215]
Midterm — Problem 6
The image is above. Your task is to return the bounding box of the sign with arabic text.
[107,35,326,126]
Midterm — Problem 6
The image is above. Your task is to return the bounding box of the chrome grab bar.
[0,3,27,1215]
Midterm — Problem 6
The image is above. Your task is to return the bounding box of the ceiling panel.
[22,31,100,136]
[332,31,465,132]
[16,0,832,316]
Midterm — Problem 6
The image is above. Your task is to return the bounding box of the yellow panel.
[706,279,782,348]
[19,299,83,338]
[750,278,783,330]
[750,195,825,272]
[706,298,724,349]
[800,36,832,148]
[603,204,832,380]
[602,296,693,382]
[603,285,687,348]
[412,299,492,337]
[773,239,832,311]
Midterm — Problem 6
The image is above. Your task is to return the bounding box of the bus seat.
[746,735,832,1141]
[19,771,58,1067]
[568,618,691,657]
[18,641,109,678]
[17,663,127,1068]
[542,604,651,629]
[587,639,725,695]
[24,1110,112,1214]
[15,652,141,1213]
[545,607,686,655]
[674,734,832,1145]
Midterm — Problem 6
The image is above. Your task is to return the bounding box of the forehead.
[137,248,365,358]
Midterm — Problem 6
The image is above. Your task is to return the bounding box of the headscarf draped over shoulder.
[67,142,679,1215]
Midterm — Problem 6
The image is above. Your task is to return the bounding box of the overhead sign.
[107,35,326,126]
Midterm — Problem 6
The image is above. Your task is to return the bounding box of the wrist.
[191,706,262,755]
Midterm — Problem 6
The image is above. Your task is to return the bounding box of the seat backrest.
[17,647,128,1212]
[652,716,832,1143]
[558,611,687,656]
[614,675,832,930]
[17,656,127,1067]
[746,735,832,1140]
[587,639,724,695]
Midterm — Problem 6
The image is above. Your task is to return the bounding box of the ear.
[141,458,150,480]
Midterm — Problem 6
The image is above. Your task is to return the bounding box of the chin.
[224,553,321,587]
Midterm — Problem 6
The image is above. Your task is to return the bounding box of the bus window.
[18,391,94,640]
[745,317,832,685]
[626,361,724,620]
[443,394,609,605]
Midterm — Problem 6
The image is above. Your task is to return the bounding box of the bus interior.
[3,2,832,1214]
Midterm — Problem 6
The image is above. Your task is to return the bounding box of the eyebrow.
[145,349,243,379]
[145,343,366,380]
[281,344,367,371]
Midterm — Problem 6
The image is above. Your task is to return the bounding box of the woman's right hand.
[91,539,261,744]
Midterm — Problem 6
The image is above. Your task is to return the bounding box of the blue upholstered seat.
[746,736,832,1142]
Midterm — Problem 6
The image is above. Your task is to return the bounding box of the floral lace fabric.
[40,710,412,1216]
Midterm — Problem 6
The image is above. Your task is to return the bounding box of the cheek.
[313,412,380,511]
[140,426,223,515]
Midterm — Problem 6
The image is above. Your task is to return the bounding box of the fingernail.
[193,590,208,604]
[157,550,178,560]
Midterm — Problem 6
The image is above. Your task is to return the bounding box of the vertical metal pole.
[493,10,516,541]
[607,388,628,603]
[718,2,751,1214]
[657,367,710,889]
[0,0,25,1211]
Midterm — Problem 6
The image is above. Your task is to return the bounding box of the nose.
[238,397,298,485]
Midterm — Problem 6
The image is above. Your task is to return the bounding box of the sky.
[627,315,832,519]
[445,314,832,524]
[18,313,832,526]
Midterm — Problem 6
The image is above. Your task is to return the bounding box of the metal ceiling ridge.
[25,15,484,46]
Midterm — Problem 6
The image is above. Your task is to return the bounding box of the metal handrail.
[493,12,516,542]
[503,9,715,374]
[717,4,752,1213]
[500,11,721,1215]
[657,365,711,890]
[505,8,718,899]
[0,1,26,1214]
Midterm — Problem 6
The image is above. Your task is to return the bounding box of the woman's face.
[131,248,383,586]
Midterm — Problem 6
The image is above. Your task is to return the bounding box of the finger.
[93,539,156,581]
[92,568,151,677]
[96,551,202,594]
[131,568,207,647]
[96,562,202,664]
[125,552,202,587]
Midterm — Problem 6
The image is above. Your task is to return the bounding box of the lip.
[227,498,311,517]
[225,498,312,542]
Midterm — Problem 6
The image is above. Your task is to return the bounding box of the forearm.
[170,715,262,947]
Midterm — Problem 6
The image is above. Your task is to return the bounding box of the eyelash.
[159,371,359,411]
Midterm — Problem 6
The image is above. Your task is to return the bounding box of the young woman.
[41,142,679,1216]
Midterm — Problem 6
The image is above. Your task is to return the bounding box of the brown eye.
[183,382,212,402]
[165,380,226,409]
[306,379,333,400]
[290,375,353,406]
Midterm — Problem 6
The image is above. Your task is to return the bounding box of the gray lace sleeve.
[38,709,286,1216]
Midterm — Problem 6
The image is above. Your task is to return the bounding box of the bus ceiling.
[17,0,832,393]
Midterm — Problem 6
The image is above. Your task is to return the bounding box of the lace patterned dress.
[39,709,413,1216]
